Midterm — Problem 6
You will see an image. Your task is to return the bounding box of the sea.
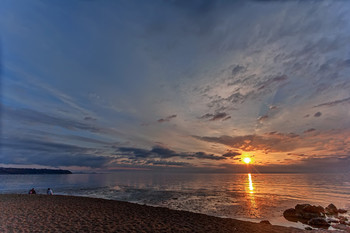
[1,171,349,229]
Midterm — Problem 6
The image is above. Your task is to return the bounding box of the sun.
[243,157,251,164]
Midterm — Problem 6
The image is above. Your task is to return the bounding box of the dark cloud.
[222,151,241,158]
[313,97,350,108]
[2,138,89,154]
[314,111,322,117]
[157,114,177,123]
[116,146,226,160]
[150,146,178,158]
[145,160,190,166]
[231,64,245,76]
[194,133,300,153]
[84,116,97,121]
[192,152,225,160]
[118,147,153,158]
[199,112,230,121]
[257,75,288,90]
[303,128,316,134]
[1,138,113,168]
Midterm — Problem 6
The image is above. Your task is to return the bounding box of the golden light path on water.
[248,173,254,193]
[245,173,260,218]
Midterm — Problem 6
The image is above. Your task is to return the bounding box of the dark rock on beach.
[307,218,330,228]
[333,223,350,231]
[284,203,349,230]
[338,208,347,214]
[259,220,271,225]
[283,204,325,221]
[283,208,298,219]
[325,203,338,215]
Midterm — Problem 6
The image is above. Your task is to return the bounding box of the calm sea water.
[1,172,349,228]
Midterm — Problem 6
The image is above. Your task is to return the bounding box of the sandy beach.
[0,194,312,233]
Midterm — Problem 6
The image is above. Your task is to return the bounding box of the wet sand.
[0,194,315,232]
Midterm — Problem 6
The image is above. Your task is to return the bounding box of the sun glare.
[243,157,251,164]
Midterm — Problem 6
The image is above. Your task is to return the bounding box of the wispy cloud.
[199,112,230,121]
[157,114,177,123]
[313,97,350,108]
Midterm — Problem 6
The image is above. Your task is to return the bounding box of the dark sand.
[0,194,324,232]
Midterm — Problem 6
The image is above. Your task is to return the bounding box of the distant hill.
[0,167,72,175]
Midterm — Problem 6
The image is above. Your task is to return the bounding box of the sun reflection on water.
[248,173,254,193]
[245,173,261,218]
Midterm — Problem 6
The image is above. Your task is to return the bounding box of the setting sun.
[243,157,251,164]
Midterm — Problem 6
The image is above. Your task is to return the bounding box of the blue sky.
[1,0,350,172]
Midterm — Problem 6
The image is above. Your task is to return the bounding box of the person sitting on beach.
[47,188,53,195]
[28,188,36,194]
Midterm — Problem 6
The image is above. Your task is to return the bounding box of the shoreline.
[0,194,312,233]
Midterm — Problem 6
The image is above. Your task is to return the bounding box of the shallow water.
[1,172,349,229]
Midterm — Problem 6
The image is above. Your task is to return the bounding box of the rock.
[338,216,349,225]
[327,217,339,223]
[338,208,347,214]
[307,218,330,228]
[295,204,310,211]
[260,220,271,225]
[338,216,348,221]
[305,227,313,230]
[303,205,325,214]
[325,203,338,215]
[333,224,350,231]
[293,204,325,219]
[283,208,299,220]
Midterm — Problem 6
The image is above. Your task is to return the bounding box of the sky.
[0,0,350,173]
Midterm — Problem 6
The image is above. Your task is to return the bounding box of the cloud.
[84,116,97,121]
[261,156,350,173]
[199,112,230,121]
[157,114,177,123]
[257,115,269,123]
[257,74,288,90]
[314,112,322,117]
[231,64,246,76]
[0,137,113,168]
[222,116,231,121]
[194,133,301,153]
[2,104,122,136]
[303,128,316,134]
[144,160,190,166]
[222,151,241,158]
[116,145,226,160]
[313,97,350,108]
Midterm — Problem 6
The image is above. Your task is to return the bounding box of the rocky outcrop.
[307,218,330,228]
[325,203,338,215]
[338,209,348,214]
[283,203,349,230]
[283,204,325,221]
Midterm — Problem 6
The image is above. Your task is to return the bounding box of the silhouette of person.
[28,188,36,194]
[47,188,53,195]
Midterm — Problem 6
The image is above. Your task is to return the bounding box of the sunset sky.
[1,0,350,172]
